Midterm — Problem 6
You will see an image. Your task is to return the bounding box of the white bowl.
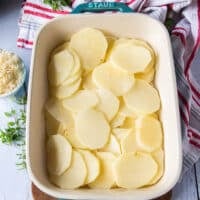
[27,13,182,200]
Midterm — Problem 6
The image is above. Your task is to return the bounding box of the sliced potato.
[149,148,164,184]
[121,132,140,153]
[50,151,87,189]
[113,38,155,71]
[78,150,100,184]
[76,108,110,149]
[100,134,121,155]
[112,128,132,136]
[48,49,74,86]
[54,78,81,99]
[45,98,74,130]
[70,28,108,71]
[47,135,72,175]
[93,62,134,96]
[110,42,152,73]
[111,114,126,128]
[123,79,160,114]
[114,152,158,188]
[89,152,117,189]
[135,116,163,152]
[96,88,119,121]
[119,101,137,118]
[105,36,116,60]
[82,73,96,90]
[65,129,87,149]
[63,89,98,113]
[135,67,155,83]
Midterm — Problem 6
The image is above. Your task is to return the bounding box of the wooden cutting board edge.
[32,183,172,200]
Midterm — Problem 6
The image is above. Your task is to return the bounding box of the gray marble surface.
[0,1,200,200]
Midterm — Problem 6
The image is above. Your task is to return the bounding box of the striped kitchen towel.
[18,0,200,175]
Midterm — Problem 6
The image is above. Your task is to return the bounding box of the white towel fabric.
[18,0,200,175]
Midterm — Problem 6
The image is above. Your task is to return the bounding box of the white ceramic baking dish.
[27,3,182,199]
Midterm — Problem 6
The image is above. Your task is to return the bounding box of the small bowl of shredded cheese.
[0,49,26,98]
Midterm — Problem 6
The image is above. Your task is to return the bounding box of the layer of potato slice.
[100,134,121,155]
[75,108,110,149]
[114,152,158,189]
[92,62,134,96]
[123,79,160,114]
[63,89,98,113]
[45,98,74,130]
[47,135,72,175]
[78,150,100,184]
[48,49,74,86]
[70,28,108,71]
[110,42,152,73]
[96,88,119,121]
[50,151,87,189]
[112,38,155,71]
[149,148,164,185]
[135,116,163,152]
[54,78,81,99]
[89,152,117,189]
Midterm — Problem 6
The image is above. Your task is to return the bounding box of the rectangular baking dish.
[27,4,182,199]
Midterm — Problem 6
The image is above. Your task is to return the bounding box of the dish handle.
[71,2,133,13]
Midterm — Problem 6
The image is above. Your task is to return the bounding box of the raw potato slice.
[47,135,72,175]
[48,49,74,86]
[63,90,98,113]
[82,73,96,90]
[101,134,121,155]
[78,150,100,184]
[123,79,160,114]
[96,89,119,121]
[76,108,110,149]
[110,42,152,73]
[121,132,140,153]
[135,116,162,152]
[54,78,81,99]
[93,62,134,96]
[149,149,164,184]
[70,28,108,71]
[50,151,87,189]
[135,67,155,83]
[114,152,158,188]
[113,38,156,71]
[65,130,87,149]
[111,114,126,128]
[89,152,117,189]
[45,98,74,130]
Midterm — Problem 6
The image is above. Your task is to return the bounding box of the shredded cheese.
[0,50,22,95]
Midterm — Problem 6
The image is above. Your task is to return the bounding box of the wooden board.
[32,183,172,200]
